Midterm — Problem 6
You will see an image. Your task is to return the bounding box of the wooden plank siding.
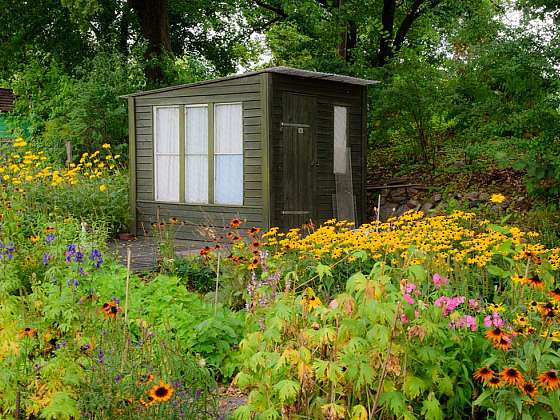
[131,74,268,242]
[268,74,367,229]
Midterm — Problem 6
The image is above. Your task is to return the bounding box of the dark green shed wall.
[131,74,268,242]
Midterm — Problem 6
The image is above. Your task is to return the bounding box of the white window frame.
[153,105,180,203]
[213,102,244,206]
[185,104,209,204]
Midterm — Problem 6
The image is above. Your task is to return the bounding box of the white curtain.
[155,107,180,202]
[185,106,209,203]
[333,106,348,174]
[214,103,243,205]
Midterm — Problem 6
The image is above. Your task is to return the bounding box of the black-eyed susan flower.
[513,313,529,327]
[538,369,559,391]
[500,367,525,387]
[148,381,174,402]
[139,395,155,408]
[18,327,37,338]
[473,367,494,383]
[526,275,544,289]
[493,335,512,351]
[549,288,560,304]
[138,373,155,384]
[520,381,537,399]
[229,218,242,229]
[302,288,322,311]
[487,376,502,389]
[248,227,261,236]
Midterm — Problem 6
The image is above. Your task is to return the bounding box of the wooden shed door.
[281,92,317,228]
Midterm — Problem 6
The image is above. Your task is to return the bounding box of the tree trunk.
[378,0,396,66]
[128,0,171,84]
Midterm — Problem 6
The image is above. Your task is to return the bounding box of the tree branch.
[254,0,287,17]
[393,0,442,53]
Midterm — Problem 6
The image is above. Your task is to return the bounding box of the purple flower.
[67,278,79,288]
[74,251,84,263]
[55,340,67,350]
[42,252,51,266]
[96,349,105,364]
[114,374,122,383]
[45,234,55,243]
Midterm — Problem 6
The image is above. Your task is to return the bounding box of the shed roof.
[0,88,15,112]
[125,66,378,98]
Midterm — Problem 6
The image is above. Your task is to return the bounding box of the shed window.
[214,103,243,205]
[333,105,348,174]
[154,106,180,202]
[185,105,208,203]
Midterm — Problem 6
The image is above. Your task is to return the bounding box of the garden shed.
[125,67,376,242]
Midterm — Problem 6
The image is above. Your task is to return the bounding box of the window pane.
[214,103,242,154]
[333,106,348,174]
[155,107,179,154]
[155,155,179,202]
[214,155,243,205]
[185,155,208,203]
[155,107,179,202]
[186,106,208,155]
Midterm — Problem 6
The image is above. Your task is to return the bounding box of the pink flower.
[483,312,504,328]
[400,281,417,295]
[400,313,409,324]
[432,273,449,288]
[466,315,477,332]
[403,294,415,305]
[468,299,480,310]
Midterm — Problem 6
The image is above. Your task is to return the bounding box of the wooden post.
[65,141,72,164]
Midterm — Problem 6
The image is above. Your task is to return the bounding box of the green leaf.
[41,391,79,419]
[232,404,254,420]
[473,389,493,406]
[487,265,508,278]
[273,379,300,403]
[407,265,427,282]
[421,393,443,420]
[315,264,333,280]
[403,375,427,399]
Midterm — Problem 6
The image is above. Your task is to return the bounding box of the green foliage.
[174,256,217,294]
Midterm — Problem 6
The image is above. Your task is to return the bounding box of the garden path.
[108,237,199,272]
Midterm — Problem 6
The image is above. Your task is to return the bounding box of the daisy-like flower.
[248,227,261,236]
[302,288,322,311]
[18,327,37,338]
[248,257,259,270]
[489,193,506,204]
[473,367,494,383]
[520,381,538,399]
[487,303,504,313]
[526,275,544,289]
[148,381,174,402]
[500,367,525,387]
[485,327,507,342]
[513,313,529,327]
[493,335,512,351]
[538,369,559,392]
[138,373,155,384]
[528,300,540,311]
[487,376,502,389]
[199,246,211,256]
[101,301,121,319]
[549,288,560,304]
[169,217,179,225]
[139,395,155,408]
[229,218,242,229]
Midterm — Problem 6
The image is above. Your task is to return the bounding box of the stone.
[433,193,442,203]
[408,187,419,195]
[466,191,480,201]
[468,201,480,209]
[406,199,421,210]
[421,202,433,215]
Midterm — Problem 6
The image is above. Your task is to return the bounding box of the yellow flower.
[99,184,107,192]
[489,193,506,204]
[487,303,504,313]
[302,288,322,311]
[114,154,121,160]
[102,143,111,149]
